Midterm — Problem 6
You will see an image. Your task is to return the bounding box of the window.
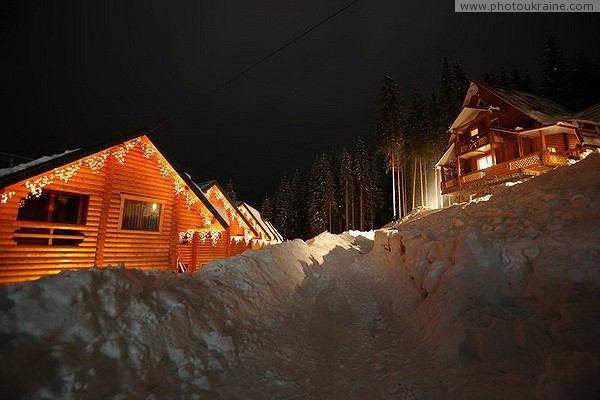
[17,192,88,224]
[14,191,88,246]
[470,127,479,137]
[477,155,493,170]
[121,199,162,231]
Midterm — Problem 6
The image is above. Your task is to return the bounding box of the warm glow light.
[477,155,493,170]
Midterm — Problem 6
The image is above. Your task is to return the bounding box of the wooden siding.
[0,163,107,284]
[0,138,223,284]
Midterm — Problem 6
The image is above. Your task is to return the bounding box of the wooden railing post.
[540,130,547,164]
[489,131,496,166]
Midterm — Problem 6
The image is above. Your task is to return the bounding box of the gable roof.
[473,81,573,125]
[196,180,258,237]
[236,201,275,241]
[0,132,229,229]
[237,203,283,242]
[264,219,284,242]
[572,103,600,124]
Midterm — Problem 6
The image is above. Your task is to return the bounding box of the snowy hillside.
[1,155,599,399]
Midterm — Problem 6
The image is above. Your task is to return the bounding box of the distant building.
[435,81,600,202]
[0,152,33,169]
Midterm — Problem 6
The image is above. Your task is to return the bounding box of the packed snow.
[1,155,599,399]
[0,149,78,178]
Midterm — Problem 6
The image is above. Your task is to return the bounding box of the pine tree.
[439,57,456,123]
[352,138,372,231]
[274,175,293,239]
[363,153,382,230]
[521,71,535,93]
[568,56,597,110]
[509,65,522,89]
[260,195,273,221]
[497,68,508,87]
[223,178,237,203]
[290,169,307,238]
[452,62,469,107]
[338,147,354,231]
[541,37,567,103]
[308,154,336,235]
[376,76,404,220]
[483,68,498,85]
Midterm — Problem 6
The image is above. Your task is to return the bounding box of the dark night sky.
[2,1,599,205]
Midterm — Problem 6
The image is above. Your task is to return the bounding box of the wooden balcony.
[457,133,489,155]
[440,150,570,194]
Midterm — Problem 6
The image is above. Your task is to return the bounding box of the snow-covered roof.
[571,103,600,123]
[264,219,284,242]
[212,204,230,226]
[194,181,258,236]
[449,107,499,132]
[196,180,217,191]
[475,81,573,125]
[0,149,78,179]
[434,143,455,169]
[237,201,278,241]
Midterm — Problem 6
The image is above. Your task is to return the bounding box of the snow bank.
[0,232,362,399]
[375,154,600,398]
[1,156,598,398]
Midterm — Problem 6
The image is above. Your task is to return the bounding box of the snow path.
[216,239,530,399]
[218,240,442,399]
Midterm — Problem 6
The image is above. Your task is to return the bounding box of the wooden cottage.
[236,201,283,247]
[0,134,232,284]
[196,181,261,257]
[435,81,600,202]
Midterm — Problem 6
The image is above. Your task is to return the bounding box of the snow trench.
[0,154,599,399]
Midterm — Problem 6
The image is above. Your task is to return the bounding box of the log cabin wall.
[0,138,223,284]
[544,132,579,152]
[176,194,227,272]
[0,162,106,284]
[99,146,176,272]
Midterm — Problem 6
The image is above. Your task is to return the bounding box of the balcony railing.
[441,149,571,193]
[457,133,489,155]
[543,151,569,165]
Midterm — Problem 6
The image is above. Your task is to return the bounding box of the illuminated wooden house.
[236,201,283,247]
[196,181,260,259]
[435,81,600,202]
[0,134,231,284]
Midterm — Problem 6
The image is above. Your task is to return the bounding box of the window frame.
[118,194,165,233]
[14,190,89,246]
[16,190,89,225]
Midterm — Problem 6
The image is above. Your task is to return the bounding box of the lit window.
[121,200,162,231]
[470,127,479,137]
[477,155,493,170]
[547,146,557,153]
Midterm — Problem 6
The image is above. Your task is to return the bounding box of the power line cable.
[208,0,360,96]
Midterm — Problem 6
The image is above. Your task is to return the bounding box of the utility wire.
[208,0,360,96]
